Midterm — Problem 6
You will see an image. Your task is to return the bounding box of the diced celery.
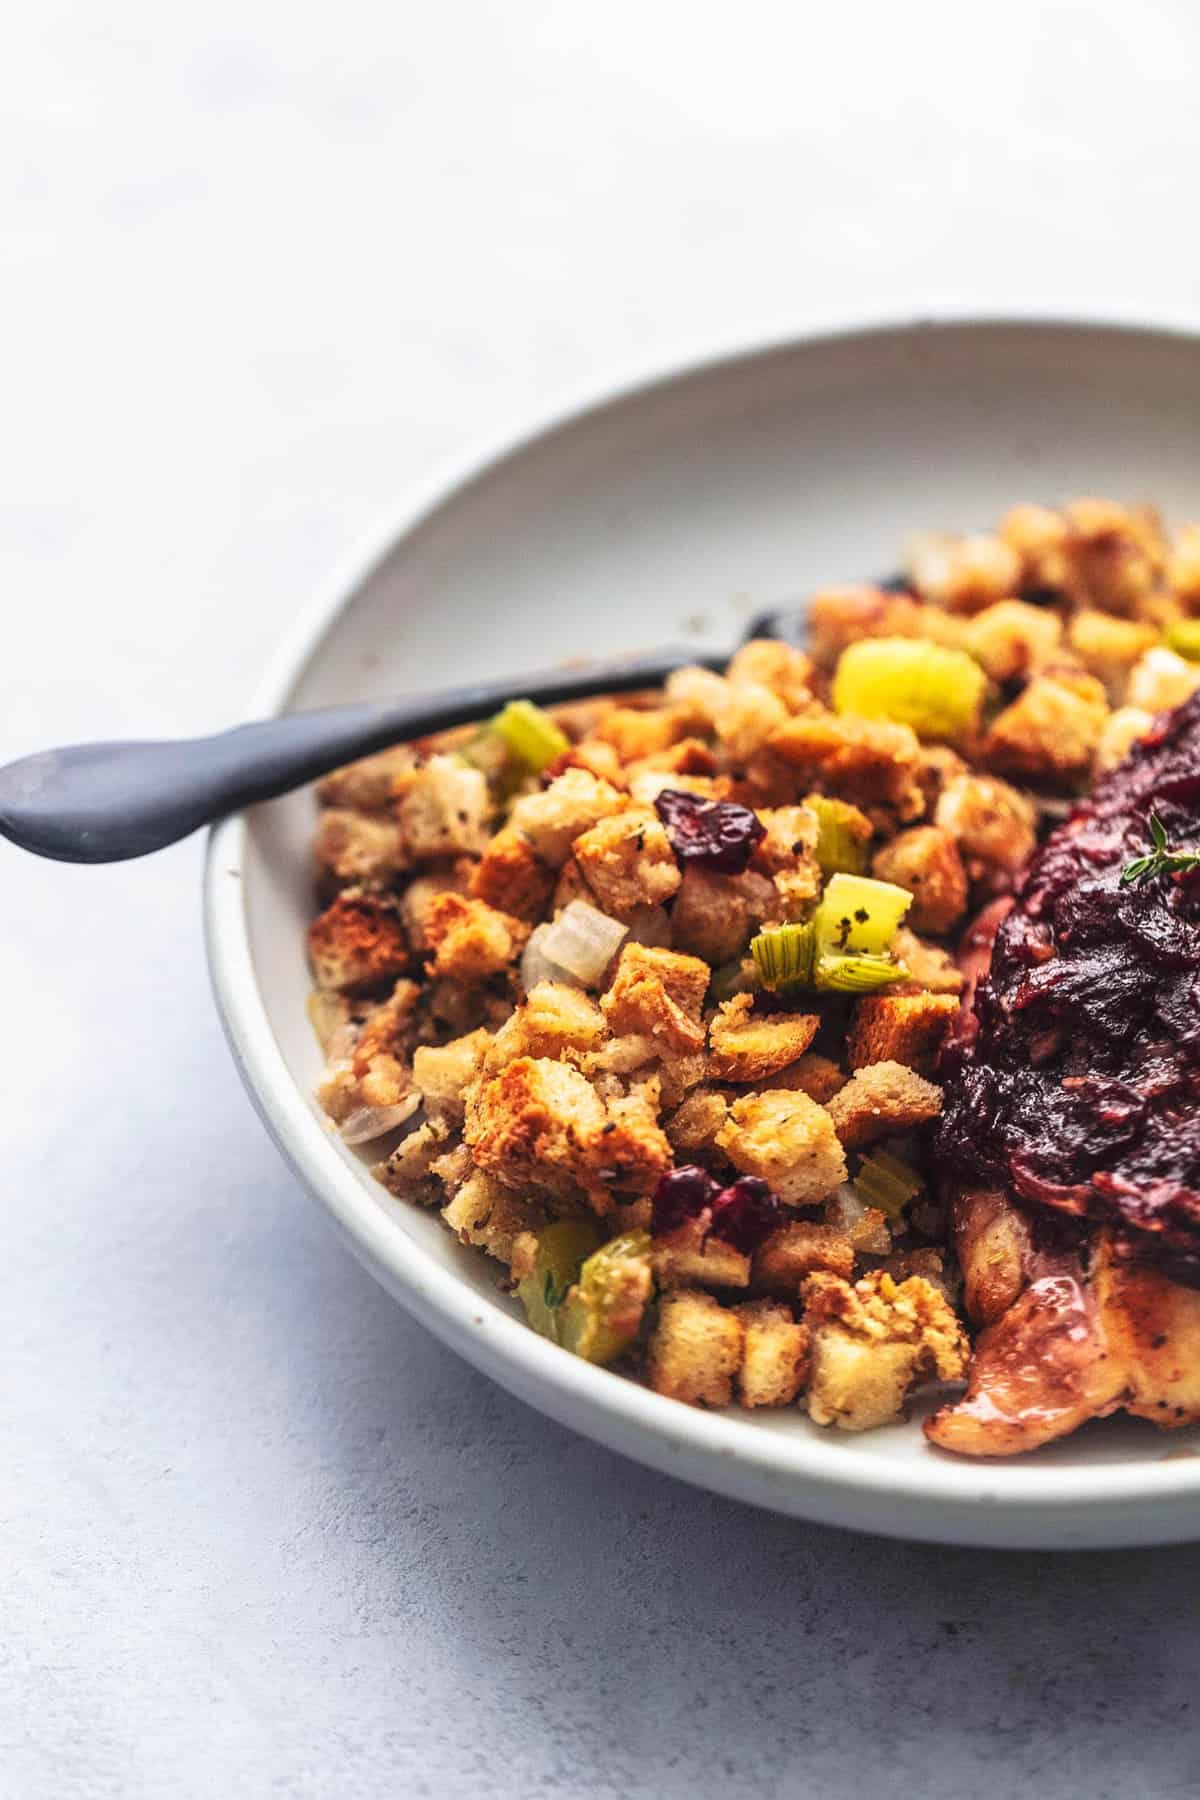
[558,1230,653,1365]
[490,699,570,772]
[516,1219,604,1342]
[832,637,986,742]
[1165,619,1200,663]
[813,953,908,993]
[854,1150,923,1218]
[813,871,912,958]
[808,795,871,876]
[750,921,816,992]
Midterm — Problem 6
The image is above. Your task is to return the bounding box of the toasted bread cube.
[889,929,964,996]
[708,993,820,1082]
[423,892,528,981]
[593,704,694,763]
[395,755,492,858]
[652,1217,751,1291]
[378,1116,454,1204]
[465,1055,607,1198]
[998,503,1072,596]
[716,1090,847,1206]
[646,1291,744,1407]
[317,743,418,813]
[1168,523,1200,604]
[760,1054,847,1104]
[904,530,1022,613]
[587,1086,673,1202]
[713,680,789,760]
[725,638,814,709]
[806,586,964,667]
[1126,646,1200,715]
[824,1061,942,1151]
[412,1028,493,1125]
[398,867,471,949]
[982,673,1109,781]
[601,943,709,1053]
[847,992,959,1073]
[314,807,408,887]
[488,982,606,1066]
[441,1171,546,1264]
[933,773,1036,872]
[572,808,681,918]
[753,1221,856,1291]
[1063,497,1165,615]
[1095,705,1154,774]
[1067,609,1159,701]
[664,1086,732,1158]
[768,711,923,815]
[508,769,625,867]
[802,1270,969,1431]
[871,826,968,936]
[468,827,555,921]
[734,1300,811,1408]
[670,865,778,965]
[964,599,1062,681]
[308,889,409,993]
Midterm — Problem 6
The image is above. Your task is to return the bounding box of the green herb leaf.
[1120,812,1200,887]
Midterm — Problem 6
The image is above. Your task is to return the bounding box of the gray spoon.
[0,616,807,864]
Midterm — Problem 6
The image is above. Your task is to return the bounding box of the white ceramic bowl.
[206,317,1200,1548]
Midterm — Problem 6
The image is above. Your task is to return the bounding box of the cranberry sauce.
[938,688,1200,1283]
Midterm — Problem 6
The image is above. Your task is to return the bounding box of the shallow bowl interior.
[207,319,1200,1547]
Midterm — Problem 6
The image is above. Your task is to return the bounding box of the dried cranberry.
[709,1176,781,1253]
[654,789,765,874]
[651,1164,718,1236]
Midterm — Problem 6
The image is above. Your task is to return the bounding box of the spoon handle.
[0,647,722,864]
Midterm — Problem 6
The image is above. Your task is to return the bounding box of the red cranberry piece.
[709,1176,781,1254]
[654,789,765,875]
[651,1164,719,1237]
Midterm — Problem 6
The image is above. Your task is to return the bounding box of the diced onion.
[536,900,628,985]
[339,1094,421,1144]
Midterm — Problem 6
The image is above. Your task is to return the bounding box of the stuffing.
[803,1270,969,1431]
[1168,523,1200,605]
[760,1054,848,1104]
[889,929,964,995]
[572,807,682,918]
[488,982,606,1066]
[725,637,814,709]
[846,992,959,1073]
[1095,705,1154,774]
[670,865,778,964]
[508,769,625,866]
[308,889,410,994]
[423,892,529,981]
[824,1061,942,1151]
[707,993,820,1082]
[1067,609,1159,702]
[399,866,472,949]
[469,827,556,922]
[1062,497,1166,615]
[314,807,408,888]
[1126,646,1200,715]
[964,599,1062,682]
[806,585,964,667]
[651,1216,751,1290]
[646,1291,745,1407]
[982,671,1109,781]
[733,1301,811,1408]
[768,710,924,815]
[542,738,626,786]
[871,826,968,936]
[712,680,790,760]
[308,989,353,1057]
[395,754,493,858]
[413,1028,493,1125]
[933,772,1037,872]
[600,943,710,1054]
[752,1221,856,1291]
[317,743,417,813]
[441,1171,546,1264]
[904,531,1023,613]
[378,1116,454,1204]
[664,1086,732,1158]
[716,1090,847,1205]
[998,502,1073,597]
[593,703,695,762]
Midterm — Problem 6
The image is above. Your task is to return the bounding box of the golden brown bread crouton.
[670,865,778,965]
[592,703,694,763]
[487,982,606,1066]
[760,1054,847,1104]
[716,1090,847,1205]
[846,992,959,1073]
[423,892,529,981]
[441,1170,546,1264]
[734,1300,811,1408]
[963,599,1062,682]
[601,942,709,1054]
[871,826,968,936]
[542,738,626,786]
[646,1291,744,1406]
[664,1085,732,1158]
[314,807,408,888]
[707,993,819,1082]
[308,889,410,993]
[751,803,819,872]
[752,1221,856,1291]
[1067,609,1159,701]
[998,502,1073,596]
[398,866,472,949]
[712,680,790,760]
[806,585,964,667]
[508,769,625,867]
[413,1028,493,1125]
[803,1270,969,1431]
[468,827,555,922]
[824,1061,942,1150]
[395,754,493,858]
[317,1051,416,1132]
[572,807,681,918]
[982,672,1109,781]
[1126,646,1200,714]
[1095,705,1154,774]
[651,1217,751,1291]
[1168,523,1200,604]
[378,1116,454,1204]
[933,772,1036,872]
[889,929,964,996]
[904,531,1022,613]
[317,743,418,813]
[1062,497,1166,615]
[588,1086,674,1203]
[725,638,814,709]
[768,711,924,815]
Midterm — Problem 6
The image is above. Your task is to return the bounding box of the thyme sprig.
[1120,812,1200,887]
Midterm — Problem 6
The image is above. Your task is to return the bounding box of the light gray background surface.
[5,5,1200,1795]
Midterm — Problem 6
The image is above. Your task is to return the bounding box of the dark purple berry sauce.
[938,687,1200,1285]
[651,1165,781,1255]
[654,789,765,874]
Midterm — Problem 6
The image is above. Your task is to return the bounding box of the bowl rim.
[204,309,1200,1534]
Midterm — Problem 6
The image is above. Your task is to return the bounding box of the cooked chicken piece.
[952,1186,1031,1326]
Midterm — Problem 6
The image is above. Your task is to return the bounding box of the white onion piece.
[538,900,627,984]
[520,923,582,993]
[826,1184,870,1232]
[339,1094,421,1144]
